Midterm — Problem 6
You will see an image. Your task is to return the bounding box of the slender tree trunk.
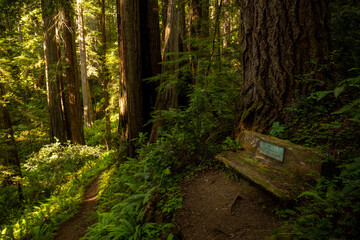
[41,0,67,143]
[99,0,110,134]
[139,0,162,134]
[118,0,142,156]
[0,84,24,201]
[116,0,128,139]
[77,0,94,128]
[63,1,85,144]
[149,0,180,142]
[235,0,332,135]
[161,0,168,45]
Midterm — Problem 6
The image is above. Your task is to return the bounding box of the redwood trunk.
[41,0,67,143]
[119,0,142,156]
[77,0,95,128]
[149,0,180,142]
[139,0,161,134]
[63,3,85,144]
[236,0,331,135]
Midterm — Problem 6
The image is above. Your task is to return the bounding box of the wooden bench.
[216,131,322,200]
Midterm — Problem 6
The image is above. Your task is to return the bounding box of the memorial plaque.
[259,141,284,162]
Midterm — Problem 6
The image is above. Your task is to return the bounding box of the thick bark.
[149,0,180,142]
[236,0,331,135]
[119,0,142,156]
[0,84,24,201]
[77,0,94,128]
[139,0,162,134]
[41,0,67,143]
[99,0,110,134]
[63,2,85,144]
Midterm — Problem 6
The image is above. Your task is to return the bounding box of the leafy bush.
[24,141,102,195]
[285,157,360,239]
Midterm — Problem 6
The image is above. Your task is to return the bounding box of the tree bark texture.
[0,84,24,200]
[41,0,67,143]
[236,0,331,135]
[139,0,162,134]
[77,0,95,128]
[118,0,142,156]
[149,0,180,142]
[63,2,85,144]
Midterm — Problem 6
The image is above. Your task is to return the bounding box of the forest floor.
[173,169,283,240]
[54,174,102,240]
[53,169,283,240]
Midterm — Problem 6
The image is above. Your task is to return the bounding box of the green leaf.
[334,86,345,98]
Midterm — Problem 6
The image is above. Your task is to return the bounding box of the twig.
[229,195,243,215]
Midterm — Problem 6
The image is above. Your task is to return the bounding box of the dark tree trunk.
[41,0,67,143]
[119,0,142,157]
[56,22,71,140]
[63,1,85,144]
[235,0,332,136]
[139,0,162,134]
[0,84,24,201]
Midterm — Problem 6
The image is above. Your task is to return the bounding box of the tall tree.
[139,0,162,134]
[118,0,142,156]
[116,0,128,138]
[99,0,110,134]
[41,0,67,143]
[0,83,23,201]
[77,0,95,127]
[235,0,332,135]
[62,0,85,144]
[150,0,180,142]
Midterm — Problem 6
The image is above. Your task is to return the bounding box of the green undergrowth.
[0,142,114,240]
[84,132,219,240]
[269,73,360,238]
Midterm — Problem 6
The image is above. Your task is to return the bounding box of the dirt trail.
[54,174,101,240]
[174,169,283,240]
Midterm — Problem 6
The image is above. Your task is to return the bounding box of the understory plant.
[0,143,114,240]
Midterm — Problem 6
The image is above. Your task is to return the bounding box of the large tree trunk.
[139,0,162,134]
[41,0,67,143]
[63,1,85,145]
[149,0,180,142]
[235,0,331,136]
[0,84,24,201]
[118,0,142,157]
[77,0,95,128]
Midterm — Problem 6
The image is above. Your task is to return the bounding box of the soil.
[173,169,283,240]
[54,174,102,240]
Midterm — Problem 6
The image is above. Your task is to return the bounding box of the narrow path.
[54,174,102,240]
